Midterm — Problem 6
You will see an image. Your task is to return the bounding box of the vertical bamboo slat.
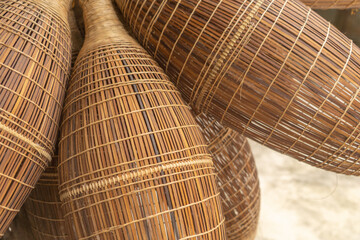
[116,0,360,175]
[59,0,225,239]
[23,10,83,240]
[196,113,260,240]
[0,0,72,235]
[301,0,360,9]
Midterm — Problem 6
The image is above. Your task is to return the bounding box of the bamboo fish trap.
[0,0,72,235]
[116,0,360,175]
[196,113,260,240]
[59,0,225,239]
[23,10,83,240]
[301,0,360,9]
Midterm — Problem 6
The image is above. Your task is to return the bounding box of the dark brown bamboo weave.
[0,0,72,236]
[116,0,360,175]
[59,0,225,239]
[196,113,260,240]
[23,10,83,240]
[301,0,360,9]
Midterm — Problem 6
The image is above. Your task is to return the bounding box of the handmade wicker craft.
[301,0,360,9]
[116,0,360,175]
[23,10,83,240]
[196,113,260,240]
[59,0,225,239]
[0,0,72,235]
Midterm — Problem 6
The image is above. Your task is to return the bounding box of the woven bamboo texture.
[196,113,260,240]
[301,0,360,9]
[0,0,72,235]
[23,10,83,240]
[116,0,360,175]
[24,156,67,240]
[59,0,225,239]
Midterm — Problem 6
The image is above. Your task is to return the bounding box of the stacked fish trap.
[196,113,260,240]
[0,0,72,235]
[301,0,360,9]
[58,0,225,239]
[24,156,68,240]
[116,0,360,175]
[23,10,83,240]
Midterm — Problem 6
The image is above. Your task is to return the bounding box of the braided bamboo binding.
[23,10,83,240]
[116,0,360,175]
[301,0,360,9]
[59,0,226,239]
[0,0,72,235]
[196,113,260,240]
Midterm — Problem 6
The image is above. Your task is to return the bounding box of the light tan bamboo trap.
[301,0,360,9]
[196,113,260,240]
[116,0,360,175]
[24,156,68,240]
[59,0,225,239]
[23,10,83,240]
[0,0,72,235]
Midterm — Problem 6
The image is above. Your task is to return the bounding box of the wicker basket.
[0,0,72,235]
[116,0,360,175]
[301,0,360,9]
[23,10,83,240]
[59,0,225,239]
[196,113,260,240]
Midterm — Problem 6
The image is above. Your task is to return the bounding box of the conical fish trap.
[116,0,360,175]
[0,0,72,235]
[196,113,260,240]
[23,10,83,239]
[59,0,225,239]
[24,156,67,240]
[301,0,360,9]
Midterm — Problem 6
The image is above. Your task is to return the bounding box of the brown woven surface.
[196,113,260,240]
[23,10,83,240]
[116,0,360,175]
[24,156,67,240]
[59,0,225,239]
[0,0,72,235]
[301,0,360,9]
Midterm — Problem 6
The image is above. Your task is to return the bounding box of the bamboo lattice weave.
[301,0,360,9]
[23,10,83,240]
[0,0,72,235]
[196,113,260,240]
[59,0,226,239]
[24,156,67,240]
[116,0,360,175]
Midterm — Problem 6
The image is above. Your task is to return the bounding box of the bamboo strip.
[59,0,225,239]
[196,113,260,240]
[0,0,72,235]
[301,0,360,9]
[116,0,360,175]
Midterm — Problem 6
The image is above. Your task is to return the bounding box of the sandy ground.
[250,140,360,240]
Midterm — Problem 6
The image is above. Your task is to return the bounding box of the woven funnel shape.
[301,0,360,9]
[196,113,260,240]
[24,156,67,240]
[59,0,225,239]
[23,10,83,240]
[0,0,72,235]
[116,0,360,175]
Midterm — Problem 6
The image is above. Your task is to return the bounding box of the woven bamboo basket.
[59,0,225,239]
[196,113,260,240]
[116,0,360,175]
[301,0,360,9]
[0,0,72,235]
[23,10,83,240]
